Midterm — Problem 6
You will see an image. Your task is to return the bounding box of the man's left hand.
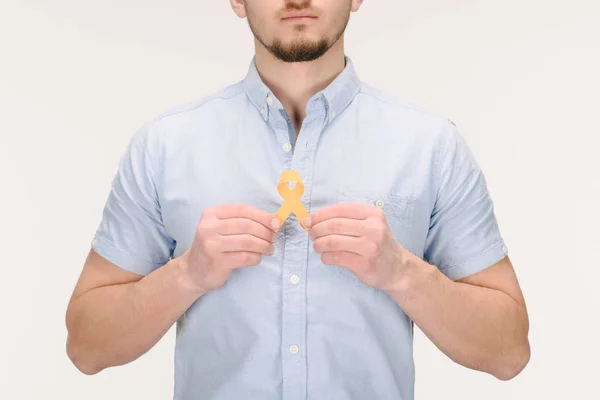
[305,203,410,292]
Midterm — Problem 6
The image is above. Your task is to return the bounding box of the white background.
[1,0,599,399]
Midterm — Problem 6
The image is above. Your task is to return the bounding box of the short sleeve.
[423,120,508,280]
[91,121,175,276]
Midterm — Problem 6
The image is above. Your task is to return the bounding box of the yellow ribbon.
[274,169,310,232]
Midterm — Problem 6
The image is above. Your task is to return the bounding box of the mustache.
[283,1,312,11]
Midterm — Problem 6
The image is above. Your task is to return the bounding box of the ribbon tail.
[294,206,310,231]
[274,202,294,230]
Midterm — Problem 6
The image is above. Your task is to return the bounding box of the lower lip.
[282,17,317,22]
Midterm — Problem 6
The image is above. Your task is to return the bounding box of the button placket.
[280,114,317,400]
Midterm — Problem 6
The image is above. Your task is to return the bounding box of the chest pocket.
[337,190,417,241]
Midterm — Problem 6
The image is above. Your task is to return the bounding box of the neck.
[254,38,346,133]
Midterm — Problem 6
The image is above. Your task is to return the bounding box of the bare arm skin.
[388,255,530,381]
[65,204,277,375]
[306,203,530,381]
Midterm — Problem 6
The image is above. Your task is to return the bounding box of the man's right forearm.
[66,255,203,375]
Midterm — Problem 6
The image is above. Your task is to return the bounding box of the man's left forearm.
[386,253,530,381]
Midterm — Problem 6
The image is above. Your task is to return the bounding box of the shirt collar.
[243,55,362,123]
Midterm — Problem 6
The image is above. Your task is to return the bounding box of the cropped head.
[231,0,364,62]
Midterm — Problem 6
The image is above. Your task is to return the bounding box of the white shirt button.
[502,245,508,254]
[290,274,300,284]
[375,199,385,208]
[331,110,337,119]
[289,345,299,355]
[266,96,274,106]
[283,143,292,152]
[260,107,266,115]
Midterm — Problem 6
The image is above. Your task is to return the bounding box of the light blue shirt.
[92,56,508,400]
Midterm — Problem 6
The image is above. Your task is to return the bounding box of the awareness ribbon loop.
[274,170,310,231]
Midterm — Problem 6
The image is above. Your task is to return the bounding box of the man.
[65,1,530,399]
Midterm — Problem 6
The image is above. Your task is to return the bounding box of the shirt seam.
[133,131,162,210]
[154,85,246,122]
[432,120,453,213]
[94,233,166,266]
[357,89,448,121]
[439,239,505,272]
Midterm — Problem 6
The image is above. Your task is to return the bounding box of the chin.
[283,35,322,46]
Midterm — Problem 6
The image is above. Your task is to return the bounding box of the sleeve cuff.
[91,235,165,276]
[438,240,509,281]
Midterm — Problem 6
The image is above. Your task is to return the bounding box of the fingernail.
[271,218,280,230]
[272,233,278,243]
[269,245,275,255]
[304,217,312,228]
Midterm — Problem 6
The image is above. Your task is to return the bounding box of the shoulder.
[156,81,246,123]
[358,82,455,127]
[131,81,246,145]
[357,81,458,142]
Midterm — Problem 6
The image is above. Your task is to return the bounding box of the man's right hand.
[180,204,279,293]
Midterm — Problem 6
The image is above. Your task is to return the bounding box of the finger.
[222,251,263,268]
[306,203,373,229]
[213,204,277,231]
[220,234,274,255]
[308,217,364,240]
[313,234,365,255]
[218,218,278,243]
[321,251,364,270]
